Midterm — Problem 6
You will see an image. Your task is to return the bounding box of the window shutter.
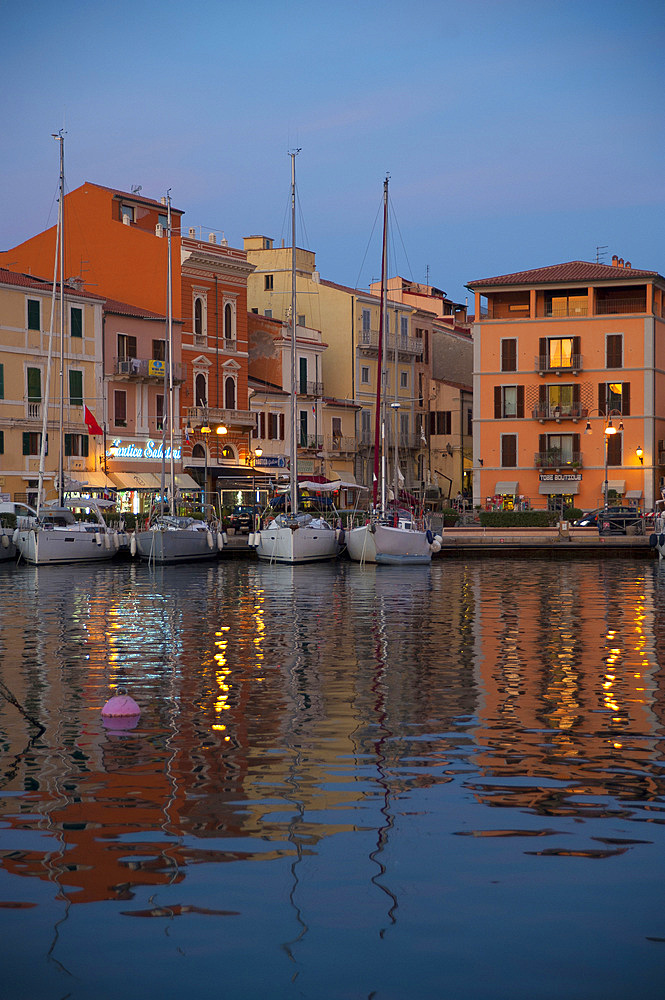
[572,336,580,365]
[572,433,580,457]
[0,363,4,399]
[599,383,606,413]
[501,434,516,467]
[71,307,83,338]
[539,338,547,368]
[516,385,524,418]
[622,382,630,416]
[64,434,72,457]
[494,386,501,419]
[27,367,41,402]
[28,299,40,330]
[607,432,622,466]
[573,384,580,410]
[279,414,285,440]
[501,339,516,372]
[607,334,622,368]
[82,436,89,457]
[23,432,30,455]
[429,412,436,435]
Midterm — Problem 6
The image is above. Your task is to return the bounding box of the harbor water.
[0,557,664,999]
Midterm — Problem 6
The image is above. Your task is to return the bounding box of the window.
[120,204,134,223]
[224,376,236,410]
[70,306,83,338]
[429,411,452,435]
[400,413,409,440]
[501,338,517,372]
[361,366,370,384]
[494,385,524,418]
[540,383,580,418]
[28,299,41,331]
[69,370,83,407]
[401,315,408,339]
[118,334,137,359]
[607,431,622,466]
[332,417,342,447]
[264,274,274,291]
[114,390,127,426]
[27,367,41,402]
[361,409,371,442]
[424,329,429,365]
[599,382,630,416]
[400,371,408,389]
[264,309,272,318]
[298,314,306,327]
[195,373,207,407]
[299,357,308,395]
[362,309,371,343]
[194,298,204,337]
[64,434,89,457]
[152,339,166,361]
[539,433,579,467]
[224,302,234,342]
[0,363,4,399]
[501,434,517,467]
[257,412,266,438]
[22,432,47,455]
[299,410,308,448]
[606,334,623,368]
[156,394,164,430]
[267,413,279,440]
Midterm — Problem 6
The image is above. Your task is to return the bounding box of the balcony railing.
[358,327,423,357]
[324,435,356,453]
[595,297,647,315]
[544,304,588,318]
[27,401,42,419]
[298,434,324,450]
[532,404,587,421]
[186,405,256,429]
[297,381,324,397]
[114,357,186,383]
[535,355,583,374]
[535,451,583,469]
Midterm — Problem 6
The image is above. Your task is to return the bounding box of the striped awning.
[109,471,162,490]
[625,489,642,499]
[539,482,580,495]
[494,481,518,494]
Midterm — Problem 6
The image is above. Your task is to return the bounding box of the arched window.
[224,303,234,341]
[224,376,236,410]
[192,443,205,459]
[220,445,235,460]
[195,373,207,407]
[194,298,203,336]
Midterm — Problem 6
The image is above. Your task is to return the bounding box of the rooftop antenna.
[131,185,142,195]
[425,264,430,288]
[596,245,608,264]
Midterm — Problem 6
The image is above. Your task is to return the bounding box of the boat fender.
[206,530,214,549]
[1,534,8,549]
[95,531,103,546]
[650,533,658,548]
[248,532,255,547]
[222,531,228,544]
[104,532,112,550]
[13,529,19,543]
[130,534,137,557]
[434,534,443,544]
[430,539,441,553]
[113,532,120,549]
[217,531,224,551]
[426,529,434,544]
[370,523,377,534]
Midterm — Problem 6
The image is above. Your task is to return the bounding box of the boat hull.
[346,523,431,565]
[255,524,338,563]
[15,527,117,565]
[135,528,217,564]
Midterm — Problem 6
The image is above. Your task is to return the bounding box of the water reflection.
[0,558,664,999]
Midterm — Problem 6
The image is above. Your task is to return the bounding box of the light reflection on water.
[0,558,664,999]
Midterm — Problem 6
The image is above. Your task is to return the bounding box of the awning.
[494,481,518,494]
[330,471,356,484]
[78,471,118,489]
[606,480,625,493]
[174,473,200,490]
[109,471,162,490]
[625,489,642,499]
[539,482,580,495]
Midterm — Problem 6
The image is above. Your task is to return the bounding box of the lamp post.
[201,422,211,503]
[584,409,624,509]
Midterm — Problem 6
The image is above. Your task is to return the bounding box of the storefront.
[538,474,581,511]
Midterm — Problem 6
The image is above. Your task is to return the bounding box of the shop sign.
[539,473,582,482]
[256,456,286,468]
[106,438,182,461]
[148,360,165,377]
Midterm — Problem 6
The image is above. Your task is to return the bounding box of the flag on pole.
[84,405,103,436]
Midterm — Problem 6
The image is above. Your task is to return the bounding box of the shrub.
[479,510,558,528]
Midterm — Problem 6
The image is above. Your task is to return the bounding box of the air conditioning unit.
[155,223,164,237]
[122,215,131,226]
[118,359,132,375]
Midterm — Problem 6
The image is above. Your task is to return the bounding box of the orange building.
[467,259,665,512]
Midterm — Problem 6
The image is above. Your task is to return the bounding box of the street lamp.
[636,445,644,465]
[201,423,211,502]
[252,447,263,506]
[584,409,624,509]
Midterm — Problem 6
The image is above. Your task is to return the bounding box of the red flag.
[84,405,103,436]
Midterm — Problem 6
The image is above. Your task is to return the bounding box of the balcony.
[27,401,42,420]
[113,356,186,383]
[357,327,423,358]
[324,435,356,453]
[186,405,256,430]
[544,303,588,318]
[535,355,583,375]
[535,451,583,469]
[595,297,647,315]
[297,381,324,397]
[532,404,587,423]
[298,435,324,451]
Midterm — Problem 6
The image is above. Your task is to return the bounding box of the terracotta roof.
[102,297,172,321]
[467,260,661,289]
[0,267,104,300]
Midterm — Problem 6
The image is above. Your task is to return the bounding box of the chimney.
[612,255,619,266]
[160,196,167,206]
[618,258,624,268]
[625,261,631,269]
[188,227,196,238]
[209,233,217,244]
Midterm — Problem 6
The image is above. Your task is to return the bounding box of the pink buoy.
[102,687,141,719]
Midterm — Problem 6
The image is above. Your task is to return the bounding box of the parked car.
[230,505,255,533]
[573,506,643,534]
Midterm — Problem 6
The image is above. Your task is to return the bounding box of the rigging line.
[387,194,415,284]
[353,196,384,292]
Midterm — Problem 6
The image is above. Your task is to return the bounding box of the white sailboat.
[15,133,118,566]
[134,191,222,565]
[255,152,338,564]
[346,177,434,566]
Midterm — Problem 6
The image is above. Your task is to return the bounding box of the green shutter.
[0,363,3,399]
[27,299,40,330]
[71,307,83,338]
[27,367,41,402]
[69,370,83,406]
[64,434,72,457]
[0,430,4,454]
[23,432,30,455]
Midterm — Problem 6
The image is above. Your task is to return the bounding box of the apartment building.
[467,258,665,511]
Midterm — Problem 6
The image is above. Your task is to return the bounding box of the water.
[0,557,664,999]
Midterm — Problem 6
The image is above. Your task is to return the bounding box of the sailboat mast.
[166,190,175,512]
[372,176,389,510]
[289,150,300,517]
[57,133,65,508]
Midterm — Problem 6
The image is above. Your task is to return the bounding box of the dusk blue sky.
[3,0,664,305]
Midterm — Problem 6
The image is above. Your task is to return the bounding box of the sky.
[2,0,664,306]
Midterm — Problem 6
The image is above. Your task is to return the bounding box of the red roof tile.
[467,260,661,288]
[0,267,104,299]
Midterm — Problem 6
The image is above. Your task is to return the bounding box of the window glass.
[549,338,573,367]
[69,370,83,407]
[27,367,41,401]
[70,307,83,338]
[28,299,40,331]
[502,386,517,417]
